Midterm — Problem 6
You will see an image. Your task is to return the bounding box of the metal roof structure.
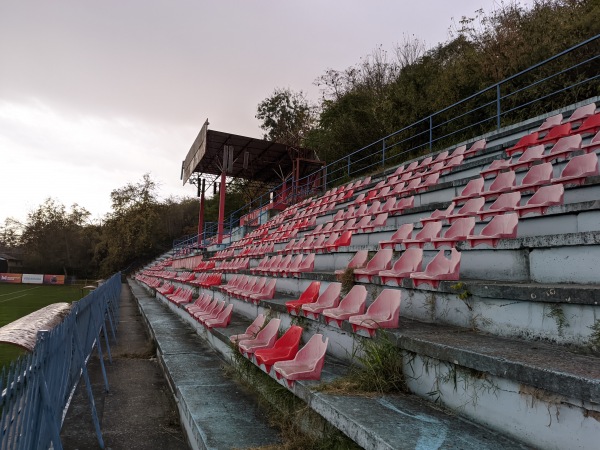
[181,119,319,185]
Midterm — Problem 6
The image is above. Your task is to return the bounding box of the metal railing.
[173,34,599,251]
[0,273,122,450]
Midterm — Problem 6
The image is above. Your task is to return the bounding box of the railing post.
[347,156,351,177]
[497,84,502,130]
[382,139,386,167]
[429,116,433,151]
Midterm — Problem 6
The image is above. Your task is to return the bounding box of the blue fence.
[0,273,122,450]
[173,34,599,251]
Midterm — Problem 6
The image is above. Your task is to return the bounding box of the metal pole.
[497,84,502,130]
[217,170,226,244]
[198,177,205,248]
[382,139,386,167]
[429,116,433,151]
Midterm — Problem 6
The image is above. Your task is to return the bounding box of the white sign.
[22,274,44,284]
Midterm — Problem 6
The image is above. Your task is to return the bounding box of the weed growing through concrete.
[318,331,405,395]
[588,320,600,352]
[545,304,569,337]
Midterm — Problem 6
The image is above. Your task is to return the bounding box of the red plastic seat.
[290,253,315,278]
[322,285,367,328]
[273,334,329,388]
[541,135,582,163]
[431,217,476,248]
[229,314,265,344]
[302,282,342,319]
[254,325,303,373]
[537,114,563,134]
[315,232,339,254]
[464,139,486,157]
[515,184,564,217]
[271,254,293,276]
[335,250,369,279]
[194,300,224,322]
[390,196,415,214]
[551,152,599,186]
[508,144,545,171]
[362,212,388,233]
[410,248,461,288]
[349,289,402,337]
[565,103,596,126]
[537,123,572,146]
[353,203,368,218]
[354,249,394,282]
[480,158,512,179]
[327,230,353,251]
[482,171,516,200]
[415,173,440,193]
[400,177,422,195]
[379,247,423,286]
[349,215,372,232]
[281,254,304,278]
[578,128,599,152]
[506,132,539,157]
[479,192,521,221]
[448,144,467,159]
[433,151,449,163]
[440,155,464,174]
[514,162,553,194]
[403,221,443,248]
[420,203,455,224]
[286,281,321,315]
[204,303,234,329]
[238,318,281,355]
[380,197,397,214]
[467,213,519,248]
[247,278,277,304]
[379,223,414,250]
[454,178,485,204]
[365,200,382,216]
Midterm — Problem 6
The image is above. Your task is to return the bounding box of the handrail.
[173,34,599,251]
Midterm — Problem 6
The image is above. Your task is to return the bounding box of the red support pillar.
[197,178,205,248]
[217,169,226,244]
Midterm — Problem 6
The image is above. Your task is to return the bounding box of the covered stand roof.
[182,119,318,185]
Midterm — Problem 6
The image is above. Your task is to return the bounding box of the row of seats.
[183,293,233,328]
[250,253,315,278]
[219,276,277,305]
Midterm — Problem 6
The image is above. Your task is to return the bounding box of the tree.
[256,88,316,147]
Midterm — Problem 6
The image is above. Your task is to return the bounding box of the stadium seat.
[352,203,368,218]
[238,318,281,355]
[315,232,339,253]
[431,217,476,248]
[537,114,563,134]
[541,135,582,163]
[420,203,455,224]
[248,278,277,305]
[348,215,372,232]
[479,192,522,221]
[194,300,224,323]
[361,212,388,233]
[403,221,443,248]
[410,248,461,288]
[379,247,423,286]
[380,197,397,214]
[464,139,487,157]
[467,213,519,248]
[415,173,440,193]
[273,334,329,388]
[508,144,545,171]
[354,249,393,282]
[506,132,539,157]
[448,144,467,159]
[286,281,321,315]
[379,223,414,250]
[390,196,414,214]
[551,152,599,186]
[515,184,564,217]
[482,171,516,200]
[400,177,422,195]
[254,325,303,373]
[322,285,367,328]
[349,289,402,337]
[335,250,369,279]
[327,230,353,251]
[578,113,600,135]
[441,155,465,174]
[365,200,382,216]
[229,314,265,344]
[565,102,596,126]
[277,239,296,255]
[537,123,572,146]
[203,303,234,329]
[290,253,315,277]
[281,254,304,278]
[514,162,553,193]
[453,178,485,204]
[271,254,293,276]
[302,282,342,320]
[433,150,449,164]
[481,158,512,179]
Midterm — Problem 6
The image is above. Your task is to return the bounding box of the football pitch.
[0,284,87,369]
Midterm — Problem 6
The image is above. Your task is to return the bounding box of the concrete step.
[138,280,532,450]
[128,281,282,450]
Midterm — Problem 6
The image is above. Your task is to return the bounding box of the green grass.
[0,284,87,370]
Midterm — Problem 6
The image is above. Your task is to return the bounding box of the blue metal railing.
[0,273,122,450]
[173,34,599,251]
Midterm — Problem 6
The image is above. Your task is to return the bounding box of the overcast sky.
[0,1,533,225]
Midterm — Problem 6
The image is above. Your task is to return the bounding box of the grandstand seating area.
[134,99,600,449]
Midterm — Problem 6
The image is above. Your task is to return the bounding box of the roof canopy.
[182,119,316,185]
